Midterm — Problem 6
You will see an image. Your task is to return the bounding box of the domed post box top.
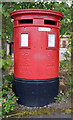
[10,9,64,28]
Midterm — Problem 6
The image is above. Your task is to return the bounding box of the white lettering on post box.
[48,34,55,47]
[38,27,51,31]
[21,34,28,47]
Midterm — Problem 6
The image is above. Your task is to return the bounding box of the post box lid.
[10,9,64,20]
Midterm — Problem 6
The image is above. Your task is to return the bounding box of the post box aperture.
[10,9,64,107]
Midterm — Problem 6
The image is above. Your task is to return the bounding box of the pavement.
[26,112,72,119]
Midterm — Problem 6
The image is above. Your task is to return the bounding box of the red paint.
[12,44,13,47]
[10,9,63,79]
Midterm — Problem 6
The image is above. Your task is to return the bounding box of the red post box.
[10,9,64,107]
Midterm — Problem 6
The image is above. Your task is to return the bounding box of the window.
[48,34,55,47]
[19,19,33,24]
[62,41,66,48]
[44,20,56,25]
[21,34,28,47]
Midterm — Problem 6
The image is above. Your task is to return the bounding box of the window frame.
[46,32,56,49]
[19,31,30,49]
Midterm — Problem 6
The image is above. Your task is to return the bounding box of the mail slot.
[10,9,64,107]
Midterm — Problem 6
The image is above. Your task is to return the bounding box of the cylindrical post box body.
[10,9,63,107]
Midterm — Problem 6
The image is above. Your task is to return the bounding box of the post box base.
[13,77,59,107]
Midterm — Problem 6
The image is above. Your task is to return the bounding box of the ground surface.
[6,99,72,118]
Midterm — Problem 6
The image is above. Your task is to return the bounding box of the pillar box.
[10,9,64,107]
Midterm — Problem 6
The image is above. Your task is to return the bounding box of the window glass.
[21,34,28,47]
[48,34,55,47]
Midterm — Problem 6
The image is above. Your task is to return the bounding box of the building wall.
[59,36,71,61]
[60,37,68,48]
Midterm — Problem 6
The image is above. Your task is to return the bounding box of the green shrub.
[0,49,13,70]
[0,50,18,118]
[1,73,18,118]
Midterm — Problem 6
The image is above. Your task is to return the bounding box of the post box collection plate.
[10,9,64,107]
[38,27,51,31]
